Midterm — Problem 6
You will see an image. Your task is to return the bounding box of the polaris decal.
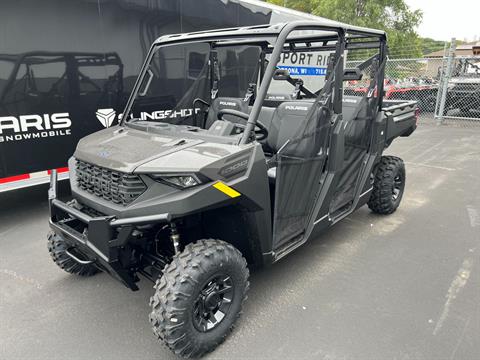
[285,105,309,111]
[219,101,237,107]
[0,113,71,143]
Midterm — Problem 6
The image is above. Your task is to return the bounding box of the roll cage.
[0,51,123,104]
[120,20,387,144]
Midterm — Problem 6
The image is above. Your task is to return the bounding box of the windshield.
[126,42,263,127]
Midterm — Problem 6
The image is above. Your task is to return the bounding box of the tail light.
[415,107,420,126]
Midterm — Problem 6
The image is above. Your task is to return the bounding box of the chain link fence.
[435,55,480,123]
[345,52,480,126]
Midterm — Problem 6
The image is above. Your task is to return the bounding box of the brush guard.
[48,170,171,290]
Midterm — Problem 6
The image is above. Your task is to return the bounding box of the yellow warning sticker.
[213,181,241,198]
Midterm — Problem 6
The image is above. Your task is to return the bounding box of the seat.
[205,97,249,129]
[266,93,293,101]
[341,95,369,148]
[342,95,365,123]
[255,106,276,150]
[267,102,316,155]
[265,101,317,182]
[263,93,294,108]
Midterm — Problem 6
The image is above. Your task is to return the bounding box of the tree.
[420,37,447,56]
[265,0,424,58]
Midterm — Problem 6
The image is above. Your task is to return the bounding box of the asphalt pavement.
[1,122,479,360]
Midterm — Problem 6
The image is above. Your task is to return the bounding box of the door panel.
[329,56,386,216]
[272,102,333,250]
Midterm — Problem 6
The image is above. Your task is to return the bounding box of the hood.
[74,126,203,173]
[135,141,250,174]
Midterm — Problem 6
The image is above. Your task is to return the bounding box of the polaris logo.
[219,101,237,107]
[97,150,112,158]
[0,113,72,143]
[96,108,117,128]
[285,105,309,111]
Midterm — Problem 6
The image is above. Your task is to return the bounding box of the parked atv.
[47,20,417,358]
[446,58,480,117]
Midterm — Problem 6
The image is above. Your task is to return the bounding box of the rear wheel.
[149,239,249,358]
[368,156,405,214]
[47,232,99,276]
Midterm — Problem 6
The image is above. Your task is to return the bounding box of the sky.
[405,0,479,42]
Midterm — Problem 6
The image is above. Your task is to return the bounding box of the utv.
[48,20,417,358]
[446,58,480,117]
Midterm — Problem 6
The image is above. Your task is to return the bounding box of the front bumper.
[48,170,171,290]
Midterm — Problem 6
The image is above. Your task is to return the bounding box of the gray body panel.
[69,126,274,261]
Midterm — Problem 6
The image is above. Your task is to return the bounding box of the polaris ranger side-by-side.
[47,20,417,358]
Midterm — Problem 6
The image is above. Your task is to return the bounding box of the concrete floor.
[1,123,479,360]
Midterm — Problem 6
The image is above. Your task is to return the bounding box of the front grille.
[75,159,146,206]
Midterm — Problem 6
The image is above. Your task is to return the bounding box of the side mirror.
[343,68,363,81]
[273,68,291,81]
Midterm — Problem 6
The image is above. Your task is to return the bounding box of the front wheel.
[149,239,249,358]
[368,156,405,214]
[47,232,99,276]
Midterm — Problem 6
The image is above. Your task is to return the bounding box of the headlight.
[149,174,209,189]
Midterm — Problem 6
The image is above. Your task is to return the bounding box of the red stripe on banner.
[0,173,30,184]
[48,167,69,175]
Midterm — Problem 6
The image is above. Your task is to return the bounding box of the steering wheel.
[217,108,268,141]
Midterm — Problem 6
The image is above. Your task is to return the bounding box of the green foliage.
[265,0,428,59]
[420,37,447,56]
